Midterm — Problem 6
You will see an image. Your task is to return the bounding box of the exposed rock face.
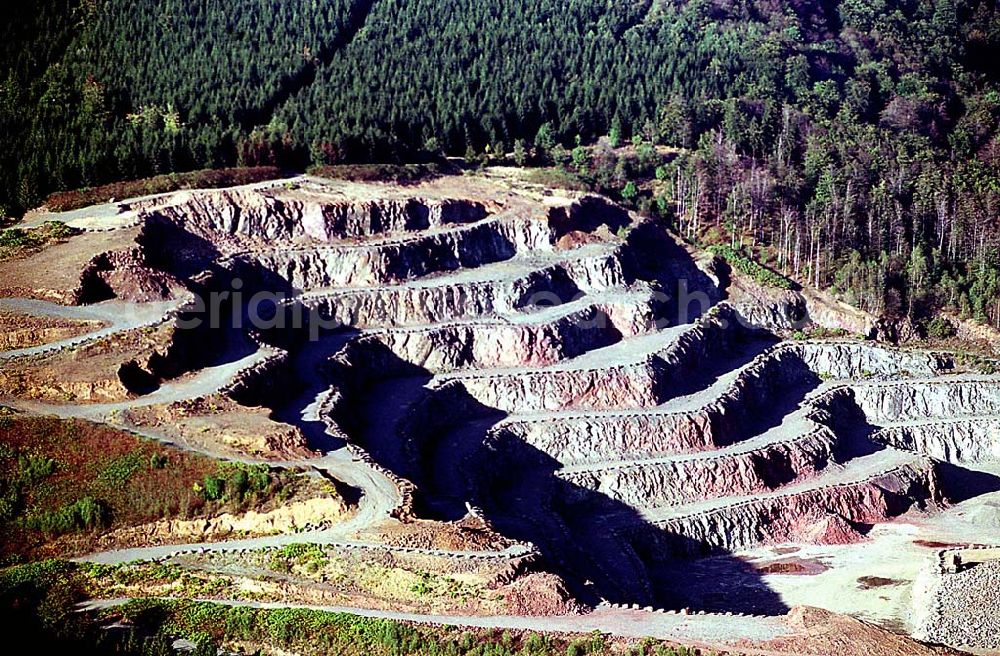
[296,264,583,329]
[0,312,105,350]
[876,417,1000,464]
[430,302,756,413]
[362,305,629,372]
[557,424,840,508]
[75,224,188,304]
[159,180,951,614]
[800,512,866,544]
[501,572,581,616]
[790,341,946,379]
[224,217,540,290]
[488,411,723,466]
[546,195,630,240]
[0,321,181,403]
[635,460,936,556]
[122,394,315,460]
[726,277,808,331]
[215,182,951,614]
[77,250,182,303]
[854,378,1000,422]
[772,605,961,656]
[149,187,492,245]
[99,496,353,546]
[799,287,876,336]
[220,350,293,406]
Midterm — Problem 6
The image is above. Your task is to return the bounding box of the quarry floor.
[727,471,1000,634]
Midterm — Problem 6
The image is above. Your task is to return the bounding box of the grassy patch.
[267,543,329,574]
[21,497,109,535]
[707,244,795,290]
[0,560,91,642]
[43,167,288,212]
[307,162,454,185]
[954,351,1000,375]
[197,462,284,506]
[790,326,861,341]
[107,597,702,656]
[84,561,239,600]
[0,412,312,562]
[261,545,484,604]
[97,451,147,488]
[2,560,705,656]
[0,221,77,260]
[522,167,592,192]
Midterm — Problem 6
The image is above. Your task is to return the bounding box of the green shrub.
[97,451,146,488]
[149,453,168,469]
[925,316,957,340]
[808,326,849,339]
[525,634,553,654]
[410,572,433,596]
[306,163,451,185]
[17,453,56,485]
[217,463,271,503]
[23,497,109,535]
[0,485,22,522]
[224,467,249,503]
[0,228,43,250]
[0,560,87,635]
[0,451,55,525]
[0,223,75,258]
[244,465,270,493]
[40,221,73,239]
[268,543,328,573]
[707,244,795,290]
[201,475,225,501]
[621,180,638,203]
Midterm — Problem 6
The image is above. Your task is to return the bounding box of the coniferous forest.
[3,0,1000,326]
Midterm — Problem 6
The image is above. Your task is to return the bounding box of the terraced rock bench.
[556,421,840,509]
[874,415,1000,463]
[631,456,938,556]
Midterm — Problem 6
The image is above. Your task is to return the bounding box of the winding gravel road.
[0,297,179,360]
[79,597,791,645]
[0,298,523,568]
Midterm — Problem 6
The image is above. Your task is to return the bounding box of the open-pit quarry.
[4,171,1000,655]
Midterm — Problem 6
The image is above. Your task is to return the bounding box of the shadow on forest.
[236,0,378,131]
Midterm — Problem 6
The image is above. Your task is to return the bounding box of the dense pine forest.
[2,0,999,327]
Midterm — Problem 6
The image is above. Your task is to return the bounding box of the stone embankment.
[915,546,1000,650]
